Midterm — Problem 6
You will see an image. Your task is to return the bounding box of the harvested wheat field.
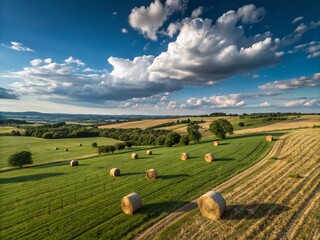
[234,115,320,135]
[138,128,320,240]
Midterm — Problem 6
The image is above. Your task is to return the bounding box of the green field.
[0,137,120,169]
[0,131,284,239]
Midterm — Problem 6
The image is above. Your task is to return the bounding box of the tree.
[97,146,106,154]
[180,136,190,145]
[156,135,166,146]
[125,141,132,148]
[187,123,202,143]
[8,151,33,168]
[115,143,125,151]
[238,122,245,127]
[92,142,98,148]
[164,132,181,147]
[109,145,116,154]
[209,119,234,139]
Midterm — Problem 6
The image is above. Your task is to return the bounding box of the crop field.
[0,126,21,134]
[98,115,302,136]
[0,132,283,239]
[156,128,320,240]
[0,136,119,169]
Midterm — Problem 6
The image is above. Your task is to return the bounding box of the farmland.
[0,131,282,239]
[0,137,119,169]
[154,128,320,240]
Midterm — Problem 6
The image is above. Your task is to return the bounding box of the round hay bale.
[146,150,153,155]
[70,160,79,166]
[109,168,120,177]
[265,135,273,142]
[55,147,59,150]
[79,143,82,146]
[131,153,138,159]
[146,169,158,179]
[212,141,219,146]
[204,153,215,162]
[121,192,142,214]
[198,191,226,220]
[180,152,189,160]
[65,148,69,152]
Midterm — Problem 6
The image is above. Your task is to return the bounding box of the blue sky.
[0,0,319,115]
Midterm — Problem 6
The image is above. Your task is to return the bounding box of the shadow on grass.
[0,172,66,184]
[214,157,234,161]
[121,172,145,176]
[159,174,190,179]
[223,203,291,220]
[230,132,286,140]
[217,142,230,146]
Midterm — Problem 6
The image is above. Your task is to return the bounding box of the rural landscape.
[1,0,319,239]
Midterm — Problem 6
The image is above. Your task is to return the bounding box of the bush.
[156,135,166,146]
[125,141,132,148]
[8,151,33,168]
[92,142,98,148]
[115,143,125,151]
[238,122,245,127]
[165,132,181,147]
[180,136,190,145]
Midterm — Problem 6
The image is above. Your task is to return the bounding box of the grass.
[0,131,284,240]
[0,136,120,169]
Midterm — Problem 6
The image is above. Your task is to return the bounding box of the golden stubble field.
[137,128,320,240]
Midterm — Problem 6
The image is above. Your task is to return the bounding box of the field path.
[135,128,320,240]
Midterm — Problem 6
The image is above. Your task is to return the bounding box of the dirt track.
[135,128,320,240]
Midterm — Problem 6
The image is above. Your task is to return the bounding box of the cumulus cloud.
[184,94,246,109]
[128,0,187,40]
[1,41,34,52]
[307,44,320,58]
[149,5,278,84]
[30,59,43,67]
[283,99,320,107]
[259,73,320,91]
[6,56,180,102]
[64,56,85,66]
[292,16,304,24]
[44,58,52,64]
[121,28,128,34]
[260,101,271,107]
[191,7,204,18]
[0,87,19,99]
[167,100,177,109]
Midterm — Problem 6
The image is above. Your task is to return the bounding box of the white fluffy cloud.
[184,94,246,109]
[260,101,271,107]
[30,59,43,67]
[259,73,320,91]
[128,0,187,40]
[121,28,128,34]
[64,56,85,66]
[149,5,278,84]
[283,99,320,107]
[191,7,203,18]
[2,41,34,52]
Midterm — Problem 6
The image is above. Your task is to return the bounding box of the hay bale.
[79,143,82,146]
[204,153,215,162]
[266,135,273,142]
[121,192,142,214]
[198,191,226,220]
[146,169,158,179]
[212,141,219,146]
[70,160,79,166]
[131,153,138,159]
[65,148,69,152]
[55,147,59,150]
[110,168,120,177]
[146,150,153,155]
[180,152,189,160]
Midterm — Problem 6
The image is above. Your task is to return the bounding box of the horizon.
[1,0,319,114]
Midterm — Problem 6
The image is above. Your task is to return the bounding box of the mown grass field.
[157,129,320,240]
[0,137,119,169]
[0,126,21,134]
[0,131,284,239]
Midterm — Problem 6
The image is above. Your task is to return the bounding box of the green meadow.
[0,132,284,239]
[0,136,119,169]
